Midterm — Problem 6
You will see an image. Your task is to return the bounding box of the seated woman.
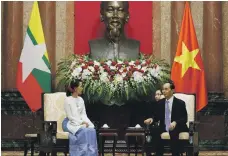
[155,89,165,101]
[62,79,98,156]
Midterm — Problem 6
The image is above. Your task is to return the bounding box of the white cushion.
[25,133,37,138]
[174,93,195,128]
[44,92,67,133]
[161,132,189,140]
[56,132,69,139]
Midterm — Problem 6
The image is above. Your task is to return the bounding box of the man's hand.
[144,118,153,125]
[82,121,89,127]
[169,121,177,131]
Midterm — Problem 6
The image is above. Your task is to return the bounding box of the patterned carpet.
[1,151,228,156]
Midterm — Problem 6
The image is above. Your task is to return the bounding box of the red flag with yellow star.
[171,2,208,111]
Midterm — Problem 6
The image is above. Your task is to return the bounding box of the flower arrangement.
[56,54,170,105]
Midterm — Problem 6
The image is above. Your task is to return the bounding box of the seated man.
[144,80,188,156]
[62,79,98,156]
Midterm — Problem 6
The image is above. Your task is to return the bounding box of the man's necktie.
[165,100,171,132]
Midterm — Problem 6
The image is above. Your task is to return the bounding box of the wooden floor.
[1,151,228,156]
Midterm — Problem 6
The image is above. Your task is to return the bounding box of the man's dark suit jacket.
[153,97,189,132]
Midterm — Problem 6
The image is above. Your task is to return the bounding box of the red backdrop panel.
[74,1,153,55]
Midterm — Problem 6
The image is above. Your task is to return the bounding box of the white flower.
[110,66,116,70]
[72,67,82,77]
[99,66,104,73]
[121,72,126,77]
[148,68,159,77]
[115,74,123,83]
[141,60,146,64]
[137,65,141,69]
[81,63,85,67]
[88,66,95,72]
[129,61,135,66]
[100,72,109,82]
[142,66,147,71]
[155,65,161,72]
[106,60,112,66]
[94,60,100,66]
[133,71,144,82]
[117,60,123,64]
[70,61,77,69]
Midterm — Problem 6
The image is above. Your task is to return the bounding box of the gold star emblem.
[174,42,201,77]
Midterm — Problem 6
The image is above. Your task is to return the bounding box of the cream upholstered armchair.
[43,92,69,139]
[38,92,69,155]
[160,93,199,156]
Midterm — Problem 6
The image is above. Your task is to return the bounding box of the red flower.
[127,71,132,77]
[82,65,88,70]
[146,59,151,65]
[135,59,140,65]
[111,61,117,66]
[88,61,94,66]
[133,68,138,72]
[139,69,144,73]
[116,64,122,69]
[123,68,127,72]
[79,59,84,64]
[104,66,110,72]
[110,71,115,76]
[109,77,113,81]
[124,61,129,66]
[123,77,128,81]
[94,65,99,71]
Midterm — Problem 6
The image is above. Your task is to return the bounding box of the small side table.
[125,128,145,156]
[24,133,38,156]
[99,128,118,156]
